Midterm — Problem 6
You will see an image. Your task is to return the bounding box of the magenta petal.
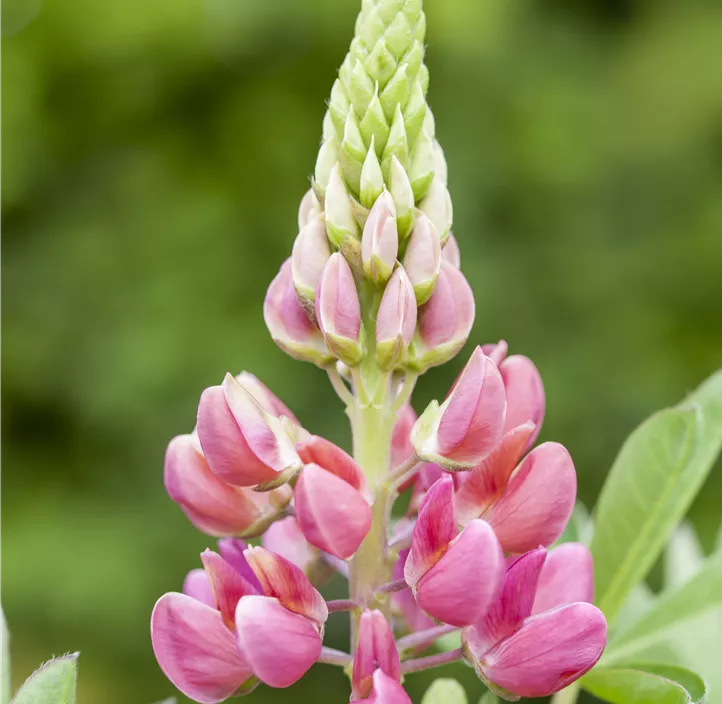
[217,538,262,591]
[183,569,215,608]
[392,549,435,633]
[353,610,401,699]
[200,550,257,627]
[296,435,366,492]
[367,670,413,704]
[485,442,577,554]
[235,595,322,688]
[243,546,328,627]
[404,475,457,587]
[197,385,279,487]
[294,463,372,559]
[151,593,252,704]
[481,603,607,698]
[416,519,504,627]
[533,543,594,614]
[262,516,318,573]
[499,355,545,447]
[465,548,547,658]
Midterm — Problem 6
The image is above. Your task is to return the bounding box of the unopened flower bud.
[382,106,410,176]
[408,129,435,201]
[292,214,331,306]
[414,260,475,370]
[264,259,334,367]
[402,212,441,304]
[360,139,386,209]
[462,548,606,699]
[411,347,506,470]
[404,476,504,626]
[362,190,398,285]
[433,140,448,185]
[353,611,400,700]
[197,373,303,488]
[316,253,364,366]
[441,233,460,269]
[389,155,415,239]
[418,174,453,243]
[315,137,339,195]
[376,266,417,370]
[360,92,391,158]
[325,164,360,249]
[298,189,321,230]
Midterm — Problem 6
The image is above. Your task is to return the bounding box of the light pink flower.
[402,212,441,304]
[352,610,400,700]
[376,266,418,370]
[362,191,399,286]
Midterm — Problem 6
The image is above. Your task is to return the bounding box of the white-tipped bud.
[292,214,332,305]
[362,191,398,286]
[298,189,321,231]
[408,129,435,201]
[389,156,415,239]
[402,212,441,305]
[418,174,453,244]
[360,139,385,209]
[433,140,447,186]
[325,164,359,249]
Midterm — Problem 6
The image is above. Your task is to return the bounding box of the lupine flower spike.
[153,1,607,702]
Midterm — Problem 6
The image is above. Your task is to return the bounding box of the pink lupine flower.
[440,233,461,269]
[412,347,507,470]
[407,461,464,515]
[362,191,399,286]
[533,542,594,614]
[462,548,607,699]
[415,260,475,369]
[294,462,372,559]
[151,551,257,703]
[217,537,263,591]
[235,546,328,688]
[352,610,400,700]
[164,433,291,537]
[316,252,364,366]
[455,424,577,554]
[376,266,418,370]
[482,341,545,449]
[197,373,303,488]
[292,213,332,304]
[390,402,417,474]
[296,434,367,494]
[404,476,504,626]
[391,547,434,634]
[182,568,215,608]
[365,670,413,704]
[262,516,318,574]
[402,212,441,304]
[234,371,300,424]
[264,258,333,366]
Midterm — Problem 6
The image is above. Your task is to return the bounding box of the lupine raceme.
[151,2,607,701]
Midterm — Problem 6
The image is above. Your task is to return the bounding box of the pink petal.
[404,475,457,587]
[196,384,279,487]
[481,340,509,368]
[485,442,577,554]
[316,252,361,341]
[392,549,435,633]
[437,348,507,465]
[416,519,504,627]
[454,423,536,525]
[481,603,607,698]
[291,214,331,299]
[440,233,461,269]
[235,595,322,688]
[464,548,547,658]
[217,538,262,592]
[182,569,215,608]
[296,435,366,492]
[151,593,252,704]
[533,543,594,614]
[235,371,299,424]
[391,402,417,476]
[362,191,399,284]
[402,212,442,304]
[353,610,401,699]
[262,516,318,573]
[164,434,269,536]
[243,546,328,627]
[294,463,372,560]
[200,550,257,627]
[376,266,418,348]
[499,355,545,448]
[367,670,413,704]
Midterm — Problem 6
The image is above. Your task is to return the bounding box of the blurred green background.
[3,0,722,701]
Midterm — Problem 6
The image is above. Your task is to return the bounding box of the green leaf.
[555,501,592,546]
[592,370,722,623]
[12,653,78,704]
[1,609,10,704]
[664,523,705,590]
[583,661,708,704]
[607,550,722,658]
[421,679,468,704]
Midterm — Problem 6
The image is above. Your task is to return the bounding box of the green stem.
[551,682,581,704]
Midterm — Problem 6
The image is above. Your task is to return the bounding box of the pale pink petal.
[404,475,457,587]
[500,355,545,447]
[392,549,435,633]
[416,519,504,627]
[402,213,441,304]
[481,603,607,698]
[367,670,413,704]
[200,550,257,627]
[391,402,417,476]
[235,595,322,688]
[262,516,318,573]
[235,371,299,424]
[362,191,399,284]
[481,341,509,368]
[296,435,366,492]
[353,610,401,699]
[533,543,594,614]
[485,442,577,554]
[316,252,361,341]
[291,214,331,300]
[151,593,252,704]
[440,233,461,269]
[294,463,372,559]
[182,569,215,608]
[376,266,418,349]
[243,546,328,627]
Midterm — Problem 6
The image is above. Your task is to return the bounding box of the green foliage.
[583,662,708,704]
[479,693,500,704]
[591,372,722,622]
[12,654,78,704]
[421,679,468,704]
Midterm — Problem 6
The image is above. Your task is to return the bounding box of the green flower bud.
[408,129,435,201]
[360,138,385,209]
[380,64,410,118]
[403,78,427,145]
[315,137,339,195]
[360,89,390,156]
[382,104,410,175]
[418,174,453,243]
[433,140,448,185]
[365,38,397,86]
[329,79,351,136]
[325,163,359,248]
[389,155,415,239]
